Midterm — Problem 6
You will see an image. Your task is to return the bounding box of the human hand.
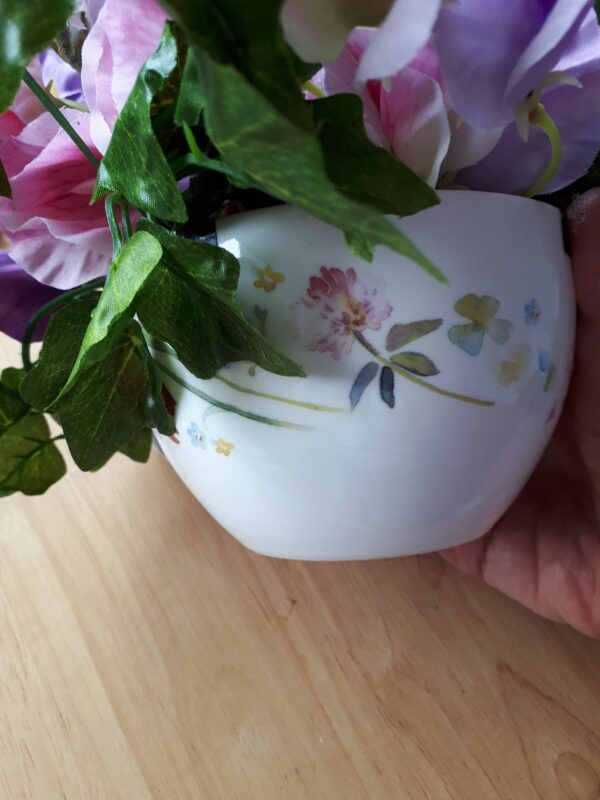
[441,190,600,638]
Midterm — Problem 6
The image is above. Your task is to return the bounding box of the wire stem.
[21,278,105,372]
[22,70,100,170]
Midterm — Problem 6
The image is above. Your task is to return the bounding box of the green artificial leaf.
[0,158,11,198]
[93,22,187,223]
[181,122,254,188]
[54,321,175,471]
[60,231,163,397]
[175,48,205,126]
[386,319,443,352]
[196,54,445,281]
[391,352,440,377]
[312,94,439,216]
[345,231,374,262]
[0,0,75,112]
[0,367,66,497]
[596,0,600,24]
[120,428,153,463]
[21,296,100,410]
[158,0,313,130]
[136,219,304,378]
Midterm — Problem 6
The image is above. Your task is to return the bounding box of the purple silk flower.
[0,253,64,342]
[435,0,600,193]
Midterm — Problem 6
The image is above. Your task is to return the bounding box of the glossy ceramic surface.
[153,192,576,559]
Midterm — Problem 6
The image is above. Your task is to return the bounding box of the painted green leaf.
[0,368,66,497]
[0,0,75,113]
[120,428,153,463]
[136,219,305,379]
[93,22,187,223]
[59,231,163,398]
[386,319,443,352]
[454,294,501,327]
[487,317,514,345]
[379,366,395,408]
[350,362,379,409]
[0,158,11,198]
[497,344,531,389]
[196,54,444,280]
[544,364,556,392]
[391,352,440,377]
[312,94,439,217]
[21,296,100,411]
[54,321,175,471]
[175,48,205,126]
[448,322,485,357]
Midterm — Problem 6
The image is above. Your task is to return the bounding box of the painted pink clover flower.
[292,267,392,361]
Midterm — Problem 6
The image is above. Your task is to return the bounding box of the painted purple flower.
[187,422,207,449]
[0,252,64,342]
[525,298,542,326]
[436,1,600,194]
[291,267,392,361]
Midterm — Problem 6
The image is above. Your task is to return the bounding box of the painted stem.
[155,360,312,430]
[354,332,494,407]
[150,338,348,415]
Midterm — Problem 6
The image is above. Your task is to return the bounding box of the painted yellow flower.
[215,438,234,456]
[254,266,285,293]
[498,344,531,388]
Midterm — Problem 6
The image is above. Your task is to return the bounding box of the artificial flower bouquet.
[0,0,598,501]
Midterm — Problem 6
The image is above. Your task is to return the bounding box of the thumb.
[566,189,600,496]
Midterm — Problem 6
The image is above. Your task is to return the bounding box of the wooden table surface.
[2,335,600,800]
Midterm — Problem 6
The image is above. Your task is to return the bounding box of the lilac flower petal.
[458,10,600,195]
[0,254,64,342]
[436,0,593,129]
[459,73,600,194]
[39,50,84,103]
[506,0,591,109]
[356,0,442,84]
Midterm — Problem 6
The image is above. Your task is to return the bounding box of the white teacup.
[153,192,575,560]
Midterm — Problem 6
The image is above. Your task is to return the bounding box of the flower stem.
[149,337,349,414]
[523,104,562,198]
[22,70,100,170]
[353,331,494,407]
[21,278,105,372]
[155,360,312,430]
[302,80,325,99]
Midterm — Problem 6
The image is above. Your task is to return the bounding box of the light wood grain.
[1,334,600,800]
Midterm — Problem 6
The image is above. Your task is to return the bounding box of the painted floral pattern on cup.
[254,266,285,293]
[525,298,541,326]
[449,294,513,356]
[292,267,494,408]
[498,344,531,388]
[290,266,392,361]
[187,422,207,449]
[539,350,556,392]
[215,438,234,456]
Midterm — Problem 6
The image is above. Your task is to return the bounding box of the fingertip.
[565,189,600,319]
